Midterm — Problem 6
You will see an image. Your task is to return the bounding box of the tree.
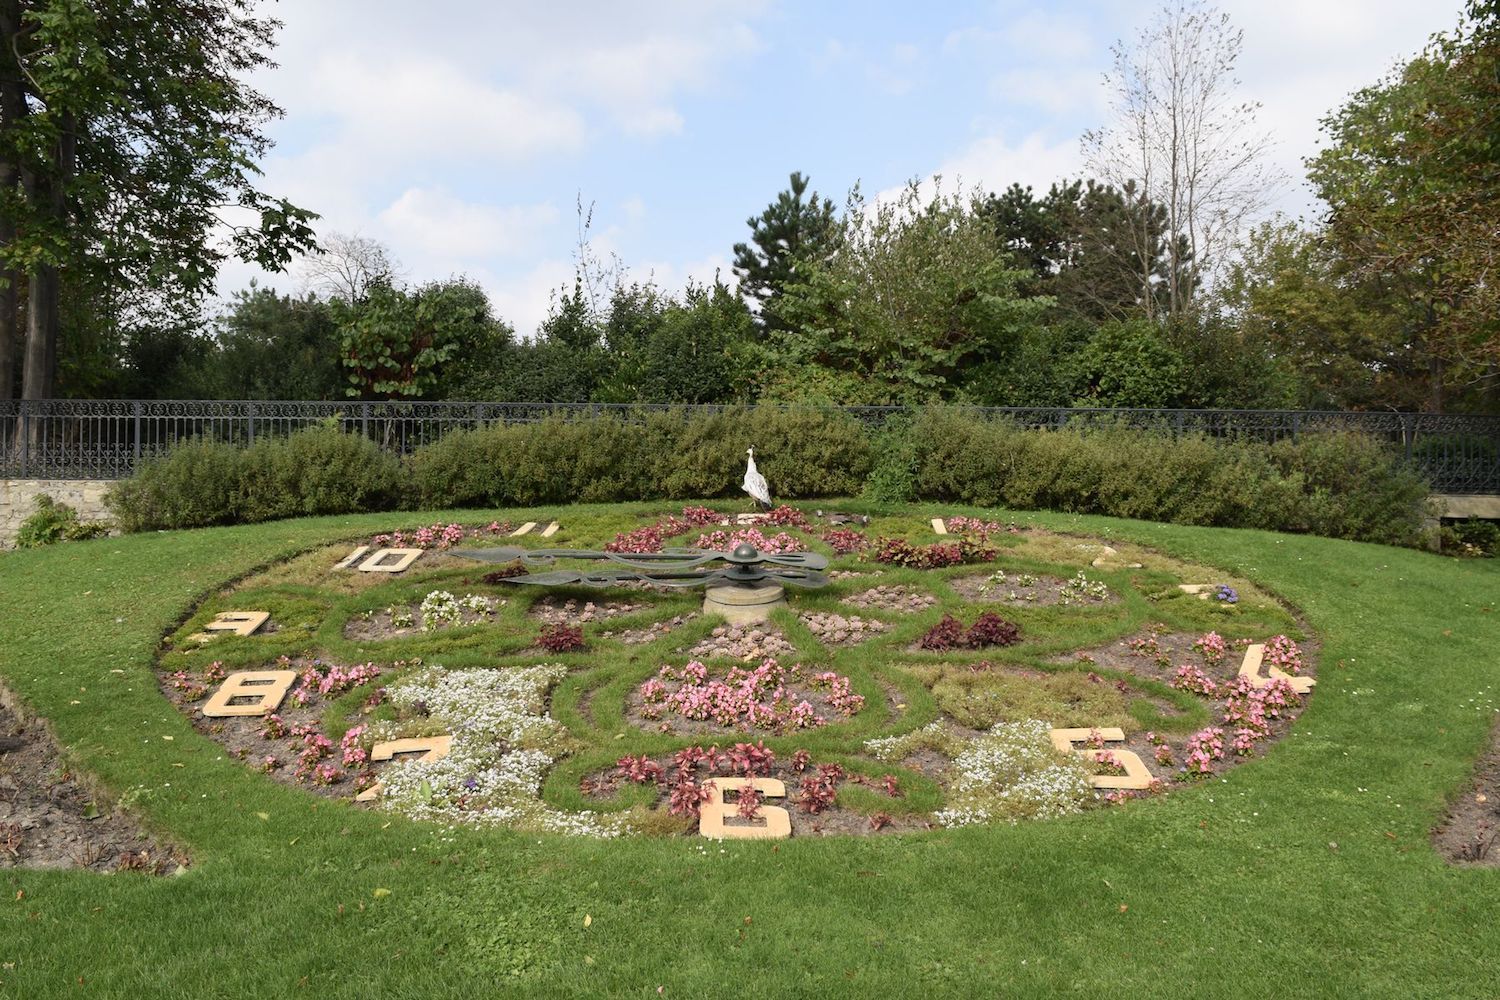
[1070,319,1187,408]
[1083,1,1278,319]
[0,0,316,402]
[1305,2,1500,411]
[980,178,1184,323]
[334,279,495,399]
[192,288,343,400]
[732,172,838,331]
[764,184,1052,404]
[1218,219,1426,410]
[299,233,399,304]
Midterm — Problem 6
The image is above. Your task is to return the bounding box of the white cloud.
[306,53,587,166]
[375,189,559,260]
[988,67,1107,116]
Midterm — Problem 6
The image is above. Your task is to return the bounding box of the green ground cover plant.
[0,502,1497,997]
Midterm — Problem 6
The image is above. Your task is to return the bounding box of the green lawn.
[1,503,1497,998]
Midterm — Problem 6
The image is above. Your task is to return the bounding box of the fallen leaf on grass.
[373,887,391,898]
[583,914,592,928]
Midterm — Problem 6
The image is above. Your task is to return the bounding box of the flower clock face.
[160,510,1316,839]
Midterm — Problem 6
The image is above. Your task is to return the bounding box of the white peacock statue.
[742,447,772,508]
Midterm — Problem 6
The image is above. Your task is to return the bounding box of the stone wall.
[0,479,115,549]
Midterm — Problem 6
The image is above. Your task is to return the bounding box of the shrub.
[15,495,110,548]
[107,405,1435,549]
[237,425,402,522]
[107,437,244,532]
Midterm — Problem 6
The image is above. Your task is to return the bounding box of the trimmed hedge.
[106,407,1436,547]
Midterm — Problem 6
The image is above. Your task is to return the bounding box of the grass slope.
[0,503,1497,999]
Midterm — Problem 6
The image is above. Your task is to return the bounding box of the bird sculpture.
[742,447,772,508]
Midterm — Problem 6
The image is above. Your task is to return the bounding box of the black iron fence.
[2,399,1498,494]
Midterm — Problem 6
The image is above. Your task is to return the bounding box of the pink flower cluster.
[1171,664,1219,697]
[640,659,828,729]
[340,725,369,767]
[1221,675,1301,732]
[1193,631,1228,665]
[1176,674,1304,776]
[1182,727,1225,777]
[1264,635,1304,675]
[694,528,808,554]
[373,522,477,550]
[809,671,866,715]
[169,670,207,701]
[290,661,382,707]
[944,516,1015,540]
[294,732,335,782]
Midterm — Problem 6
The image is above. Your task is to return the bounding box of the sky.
[220,0,1465,337]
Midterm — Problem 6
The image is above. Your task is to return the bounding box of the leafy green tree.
[334,279,494,399]
[1218,220,1418,409]
[1305,2,1500,411]
[765,184,1052,404]
[0,0,317,401]
[191,288,343,400]
[732,171,838,331]
[1070,319,1187,408]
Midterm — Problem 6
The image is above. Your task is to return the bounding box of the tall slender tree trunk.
[0,0,24,401]
[20,113,72,402]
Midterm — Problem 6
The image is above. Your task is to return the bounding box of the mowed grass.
[0,502,1497,999]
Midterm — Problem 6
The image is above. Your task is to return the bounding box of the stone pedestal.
[703,583,786,624]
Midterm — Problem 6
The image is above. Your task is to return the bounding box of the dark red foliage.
[918,614,969,651]
[762,505,811,529]
[920,612,1021,651]
[668,778,714,817]
[736,783,764,820]
[728,741,775,776]
[538,623,586,652]
[796,772,839,814]
[964,611,1021,648]
[880,774,902,798]
[868,812,893,831]
[615,755,664,785]
[872,536,995,569]
[790,748,812,773]
[481,562,528,583]
[819,528,869,554]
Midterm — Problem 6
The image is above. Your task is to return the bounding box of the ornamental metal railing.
[1,399,1497,494]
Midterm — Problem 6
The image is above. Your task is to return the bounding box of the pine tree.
[731,172,837,331]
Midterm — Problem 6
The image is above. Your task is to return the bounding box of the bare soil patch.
[950,571,1118,608]
[1433,714,1500,864]
[603,613,697,645]
[844,585,938,614]
[682,624,795,662]
[0,692,182,874]
[799,611,888,645]
[528,596,650,626]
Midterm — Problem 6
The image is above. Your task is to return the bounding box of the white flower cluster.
[932,719,1092,828]
[864,721,955,762]
[387,605,416,629]
[417,590,496,631]
[377,663,626,838]
[1058,571,1110,606]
